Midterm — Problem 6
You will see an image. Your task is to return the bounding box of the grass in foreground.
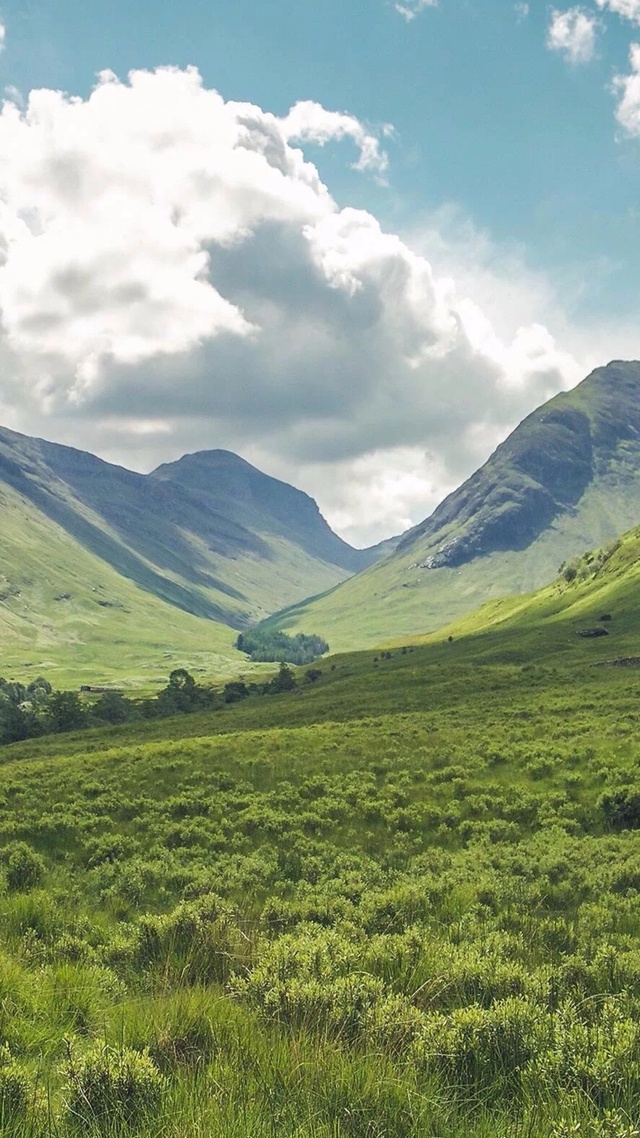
[1,554,640,1135]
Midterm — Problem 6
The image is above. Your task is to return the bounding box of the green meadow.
[1,533,640,1135]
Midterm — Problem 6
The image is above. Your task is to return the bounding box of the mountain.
[152,449,377,575]
[266,360,640,650]
[0,429,378,683]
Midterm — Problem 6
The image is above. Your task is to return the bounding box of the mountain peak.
[153,448,377,573]
[154,448,259,474]
[397,359,640,566]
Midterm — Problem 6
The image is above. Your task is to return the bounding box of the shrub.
[600,789,640,830]
[65,1045,164,1129]
[3,843,45,893]
[0,1047,29,1127]
[222,681,250,704]
[133,895,246,985]
[414,997,543,1096]
[539,1000,640,1106]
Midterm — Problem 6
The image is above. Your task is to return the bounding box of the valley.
[0,533,639,1135]
[269,361,640,649]
[2,7,639,1133]
[0,431,379,685]
[0,362,640,1137]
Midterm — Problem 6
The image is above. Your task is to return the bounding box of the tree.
[236,629,329,665]
[157,669,199,714]
[223,680,249,704]
[0,701,30,745]
[156,669,218,715]
[93,691,132,725]
[26,677,52,705]
[268,662,296,695]
[48,691,87,734]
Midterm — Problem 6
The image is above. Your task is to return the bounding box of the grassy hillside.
[268,361,640,649]
[0,428,372,654]
[0,482,250,688]
[0,429,383,680]
[1,541,640,1134]
[415,521,640,655]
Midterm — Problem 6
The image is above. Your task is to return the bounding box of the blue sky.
[0,0,639,541]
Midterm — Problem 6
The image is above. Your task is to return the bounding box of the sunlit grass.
[2,543,640,1133]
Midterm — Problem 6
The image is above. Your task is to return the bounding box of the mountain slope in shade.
[0,428,377,639]
[266,360,640,650]
[151,449,378,574]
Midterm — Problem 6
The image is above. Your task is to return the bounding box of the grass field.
[0,534,640,1135]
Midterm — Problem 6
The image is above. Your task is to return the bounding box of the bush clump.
[3,843,45,893]
[65,1045,164,1129]
[600,788,640,830]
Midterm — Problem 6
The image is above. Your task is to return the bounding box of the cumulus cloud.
[394,0,437,22]
[595,0,640,24]
[0,66,591,543]
[547,8,601,64]
[614,42,640,133]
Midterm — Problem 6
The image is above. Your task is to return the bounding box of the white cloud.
[282,102,390,179]
[595,0,640,24]
[614,42,640,134]
[547,8,601,64]
[0,66,594,543]
[394,0,437,22]
[290,447,457,547]
[0,19,5,53]
[515,3,530,21]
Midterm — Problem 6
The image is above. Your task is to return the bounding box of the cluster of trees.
[236,629,329,665]
[0,662,311,746]
[0,676,88,743]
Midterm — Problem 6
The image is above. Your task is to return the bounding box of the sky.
[0,0,639,545]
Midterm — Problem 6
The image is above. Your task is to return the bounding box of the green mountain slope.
[417,521,640,661]
[269,360,640,649]
[5,524,640,1138]
[0,481,243,688]
[0,430,384,681]
[0,428,380,672]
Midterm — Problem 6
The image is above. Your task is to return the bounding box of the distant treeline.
[236,629,329,664]
[0,662,319,746]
